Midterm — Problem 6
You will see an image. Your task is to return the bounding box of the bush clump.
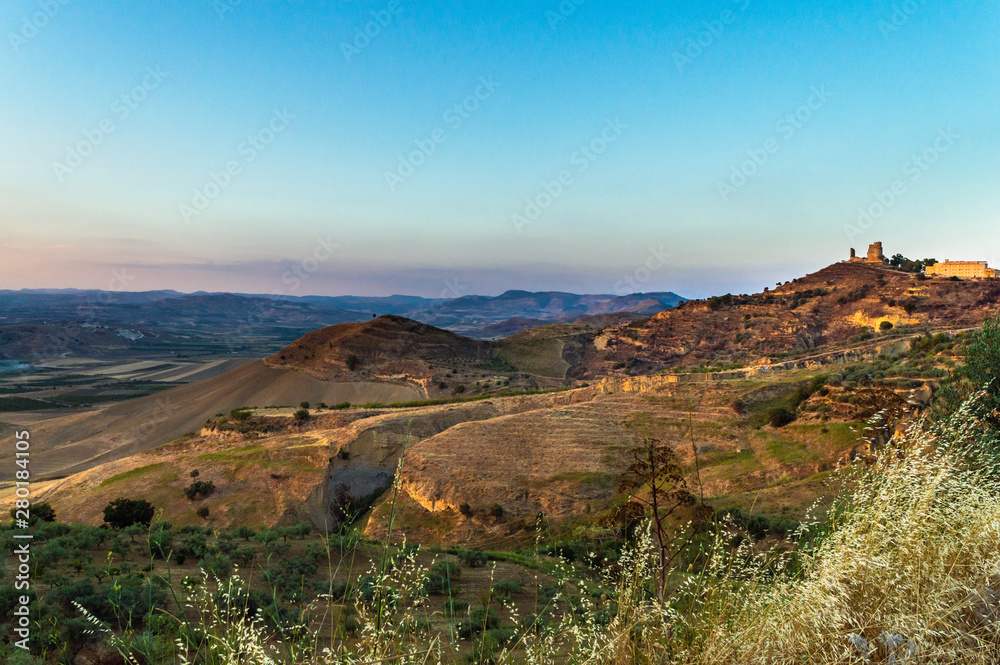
[184,480,216,501]
[767,406,795,428]
[102,498,154,529]
[457,550,488,567]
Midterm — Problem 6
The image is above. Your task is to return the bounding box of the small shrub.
[767,407,795,428]
[200,553,233,578]
[299,401,310,409]
[444,598,469,615]
[456,607,500,639]
[184,480,216,501]
[493,579,523,599]
[294,409,310,421]
[346,354,359,371]
[430,560,462,579]
[30,502,56,523]
[458,550,488,567]
[196,506,210,519]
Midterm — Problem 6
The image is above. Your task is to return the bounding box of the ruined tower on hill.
[867,241,885,263]
[848,242,887,265]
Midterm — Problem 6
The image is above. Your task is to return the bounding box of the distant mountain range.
[0,288,685,360]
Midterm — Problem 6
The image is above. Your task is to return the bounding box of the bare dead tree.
[619,435,697,600]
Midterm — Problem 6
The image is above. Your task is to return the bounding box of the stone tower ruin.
[867,241,885,263]
[848,242,888,265]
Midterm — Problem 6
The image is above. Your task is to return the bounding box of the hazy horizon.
[2,1,997,299]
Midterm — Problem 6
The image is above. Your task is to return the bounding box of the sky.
[1,1,997,299]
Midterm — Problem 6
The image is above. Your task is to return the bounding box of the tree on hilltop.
[889,254,937,273]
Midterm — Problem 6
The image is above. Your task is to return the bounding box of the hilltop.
[266,315,493,380]
[583,261,1000,375]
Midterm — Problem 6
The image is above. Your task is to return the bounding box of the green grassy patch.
[475,355,518,372]
[157,470,180,484]
[196,444,320,473]
[711,449,764,477]
[787,422,861,451]
[0,396,54,411]
[699,448,757,470]
[99,463,167,488]
[762,435,816,465]
[549,471,619,490]
[495,338,569,378]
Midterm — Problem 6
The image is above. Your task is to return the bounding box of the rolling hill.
[5,258,999,548]
[0,359,422,479]
[581,261,1000,376]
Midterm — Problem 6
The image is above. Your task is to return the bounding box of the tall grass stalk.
[96,396,1000,664]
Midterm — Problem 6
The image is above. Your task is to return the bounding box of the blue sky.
[1,0,997,298]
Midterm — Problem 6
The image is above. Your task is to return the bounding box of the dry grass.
[96,397,1000,664]
[651,399,1000,664]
